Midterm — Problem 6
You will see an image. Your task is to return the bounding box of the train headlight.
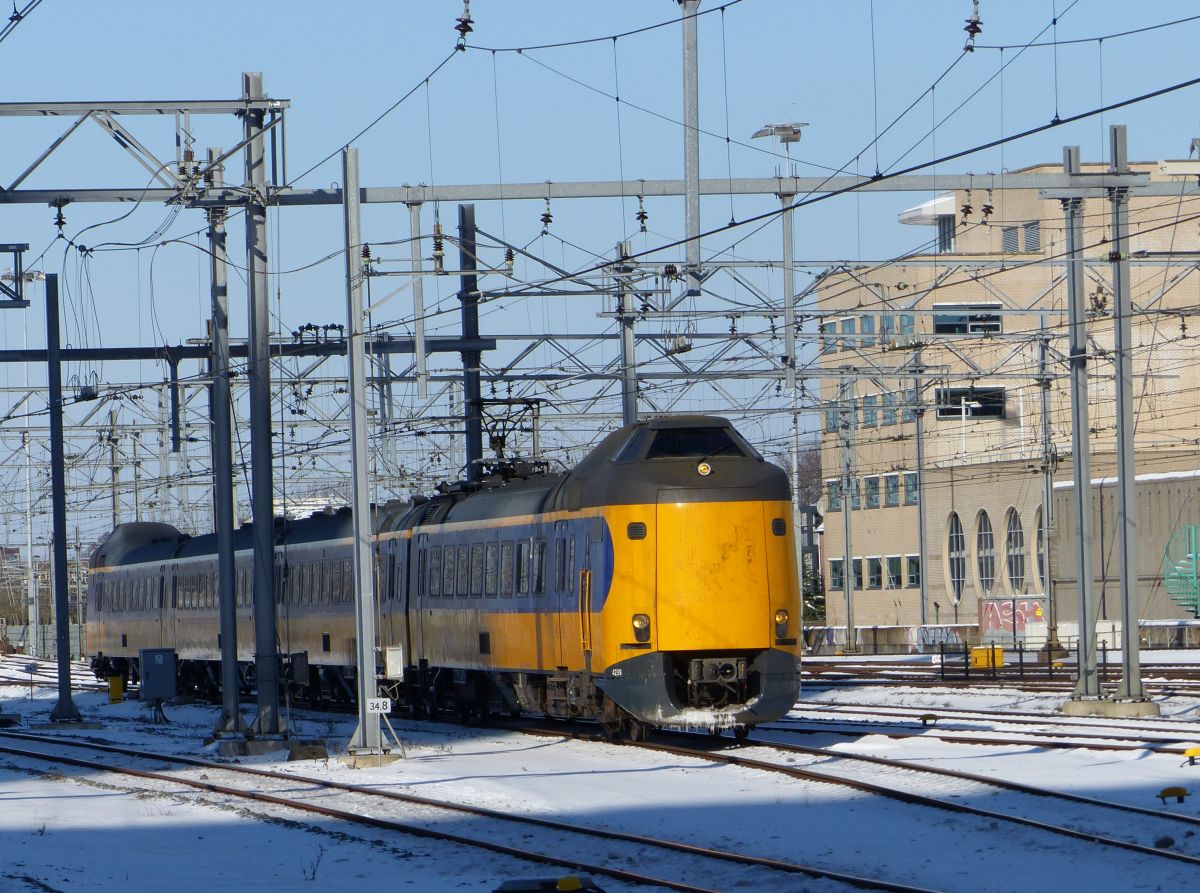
[774,608,790,638]
[696,461,712,476]
[632,613,651,643]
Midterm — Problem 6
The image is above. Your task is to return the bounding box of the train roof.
[90,522,189,569]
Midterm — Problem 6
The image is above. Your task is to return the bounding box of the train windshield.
[645,427,746,459]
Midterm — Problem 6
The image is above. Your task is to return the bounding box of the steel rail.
[0,730,941,893]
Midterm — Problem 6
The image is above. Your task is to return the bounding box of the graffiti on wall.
[980,598,1046,638]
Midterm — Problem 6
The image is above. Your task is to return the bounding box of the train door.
[578,520,604,675]
[412,534,428,664]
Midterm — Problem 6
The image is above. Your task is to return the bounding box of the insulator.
[53,207,66,231]
[432,222,445,272]
[635,196,648,233]
[963,0,983,51]
[504,247,515,273]
[540,197,553,234]
[455,1,473,49]
[361,242,372,261]
[663,263,679,279]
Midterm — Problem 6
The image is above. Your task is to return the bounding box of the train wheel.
[732,724,750,741]
[625,717,648,743]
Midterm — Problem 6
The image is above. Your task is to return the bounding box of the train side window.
[500,542,515,596]
[442,546,456,597]
[516,542,529,594]
[417,548,427,597]
[530,540,546,595]
[313,564,327,605]
[469,544,484,597]
[434,547,448,595]
[568,536,577,594]
[554,538,567,592]
[343,559,353,602]
[326,560,339,604]
[456,544,469,597]
[484,542,499,597]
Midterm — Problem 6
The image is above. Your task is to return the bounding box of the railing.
[1164,524,1200,616]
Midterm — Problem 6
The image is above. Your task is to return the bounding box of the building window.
[947,512,967,603]
[827,479,843,512]
[865,476,881,509]
[899,313,915,337]
[879,313,894,346]
[825,406,838,432]
[907,555,921,588]
[1006,509,1025,592]
[1023,220,1041,252]
[903,386,918,423]
[882,392,898,426]
[1002,225,1019,252]
[935,386,1006,419]
[867,557,883,589]
[853,558,863,590]
[851,478,862,511]
[887,556,903,588]
[840,317,856,351]
[863,395,878,427]
[861,314,876,342]
[977,511,995,594]
[932,302,1002,336]
[830,559,844,591]
[821,322,836,354]
[884,474,900,507]
[903,472,920,505]
[937,214,956,253]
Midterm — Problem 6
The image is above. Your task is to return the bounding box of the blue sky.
[4,2,1200,353]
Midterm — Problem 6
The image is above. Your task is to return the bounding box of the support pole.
[458,204,483,481]
[780,194,799,512]
[108,409,120,529]
[913,349,929,628]
[616,240,638,425]
[840,374,857,653]
[681,0,702,299]
[407,202,429,399]
[1062,145,1100,700]
[208,146,246,737]
[243,71,284,738]
[46,274,81,722]
[24,431,37,657]
[1108,125,1149,704]
[1038,317,1060,654]
[344,149,382,753]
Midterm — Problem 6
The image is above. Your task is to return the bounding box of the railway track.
[515,723,1200,881]
[0,729,939,893]
[793,701,1200,738]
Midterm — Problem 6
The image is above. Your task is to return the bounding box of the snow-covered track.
[0,729,938,893]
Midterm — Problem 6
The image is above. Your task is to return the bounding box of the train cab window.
[484,543,499,597]
[500,542,515,596]
[443,546,456,597]
[429,547,443,597]
[530,540,546,595]
[645,427,746,460]
[613,428,651,463]
[456,544,470,597]
[469,544,485,597]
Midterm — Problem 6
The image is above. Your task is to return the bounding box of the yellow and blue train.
[89,415,802,738]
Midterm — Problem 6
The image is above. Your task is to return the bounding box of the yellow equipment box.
[971,645,1004,669]
[108,675,125,703]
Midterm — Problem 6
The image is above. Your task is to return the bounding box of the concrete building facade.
[816,159,1200,650]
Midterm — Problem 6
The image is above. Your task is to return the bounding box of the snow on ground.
[2,655,1200,891]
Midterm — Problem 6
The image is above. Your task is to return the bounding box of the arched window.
[1005,509,1025,592]
[947,512,967,603]
[977,511,995,594]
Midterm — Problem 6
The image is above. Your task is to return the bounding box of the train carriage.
[89,415,801,737]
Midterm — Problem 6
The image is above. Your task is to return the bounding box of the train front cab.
[576,418,802,733]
